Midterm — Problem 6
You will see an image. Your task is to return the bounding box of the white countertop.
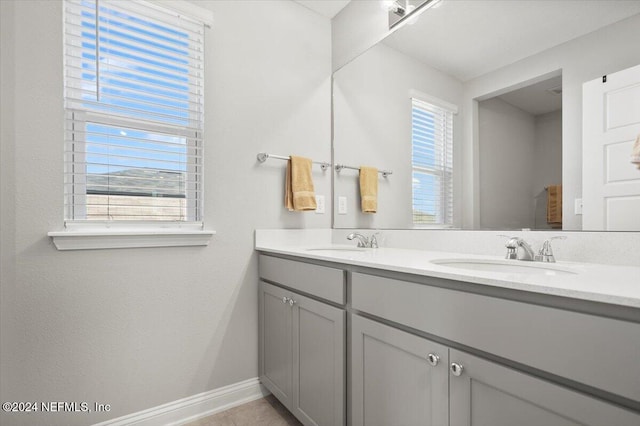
[256,241,640,309]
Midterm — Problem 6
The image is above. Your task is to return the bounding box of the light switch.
[315,195,325,214]
[574,198,583,215]
[338,196,347,215]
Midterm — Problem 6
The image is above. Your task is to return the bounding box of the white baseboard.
[93,378,270,426]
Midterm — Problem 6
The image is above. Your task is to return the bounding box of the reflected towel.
[285,156,317,211]
[359,166,378,213]
[632,134,640,170]
[546,185,562,227]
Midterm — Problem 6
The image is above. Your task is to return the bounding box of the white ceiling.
[497,75,563,116]
[383,1,640,82]
[293,0,351,18]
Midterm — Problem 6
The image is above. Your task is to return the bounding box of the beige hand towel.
[285,156,317,211]
[632,134,640,170]
[546,185,562,228]
[359,166,378,213]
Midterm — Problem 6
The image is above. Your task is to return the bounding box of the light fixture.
[381,0,407,16]
[387,0,444,29]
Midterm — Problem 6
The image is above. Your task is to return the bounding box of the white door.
[583,64,640,230]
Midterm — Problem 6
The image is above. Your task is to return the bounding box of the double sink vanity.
[256,231,640,426]
[256,2,640,424]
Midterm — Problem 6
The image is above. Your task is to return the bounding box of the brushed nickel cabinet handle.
[450,362,464,377]
[427,353,440,366]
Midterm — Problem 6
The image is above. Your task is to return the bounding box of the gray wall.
[0,1,331,425]
[332,0,389,72]
[1,3,17,424]
[333,43,462,229]
[478,98,536,230]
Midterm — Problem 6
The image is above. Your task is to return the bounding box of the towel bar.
[335,164,392,178]
[256,152,330,171]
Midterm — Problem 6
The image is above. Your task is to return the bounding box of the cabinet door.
[351,315,448,426]
[259,281,293,408]
[449,349,640,426]
[292,292,345,426]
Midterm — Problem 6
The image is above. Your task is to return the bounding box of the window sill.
[48,229,215,251]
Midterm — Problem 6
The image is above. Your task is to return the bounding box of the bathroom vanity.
[257,241,640,426]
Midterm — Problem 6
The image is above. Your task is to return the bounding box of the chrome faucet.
[504,237,536,261]
[501,235,566,262]
[347,232,379,248]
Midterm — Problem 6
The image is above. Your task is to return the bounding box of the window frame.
[51,0,214,250]
[410,92,457,228]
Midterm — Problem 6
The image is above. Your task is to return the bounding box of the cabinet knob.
[450,362,464,377]
[288,298,297,306]
[427,353,440,366]
[282,296,289,304]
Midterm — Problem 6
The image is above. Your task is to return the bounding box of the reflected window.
[411,98,453,226]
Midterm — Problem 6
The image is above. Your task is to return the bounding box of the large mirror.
[333,0,640,231]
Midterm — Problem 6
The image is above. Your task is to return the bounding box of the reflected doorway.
[478,74,563,230]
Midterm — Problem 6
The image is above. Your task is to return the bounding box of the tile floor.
[183,395,302,426]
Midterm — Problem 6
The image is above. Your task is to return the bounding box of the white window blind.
[411,98,454,226]
[64,0,204,223]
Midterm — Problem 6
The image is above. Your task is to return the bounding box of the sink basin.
[306,246,366,252]
[431,259,577,276]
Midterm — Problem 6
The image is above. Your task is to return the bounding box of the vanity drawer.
[259,255,345,305]
[352,272,640,402]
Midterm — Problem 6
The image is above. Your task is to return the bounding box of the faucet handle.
[535,236,566,263]
[370,232,381,248]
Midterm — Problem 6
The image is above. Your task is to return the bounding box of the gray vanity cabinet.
[259,254,640,426]
[350,271,640,425]
[449,349,640,426]
[351,315,448,426]
[259,278,345,426]
[291,289,345,426]
[351,315,640,426]
[260,282,294,407]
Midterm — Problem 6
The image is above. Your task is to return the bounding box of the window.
[411,97,454,226]
[64,0,204,223]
